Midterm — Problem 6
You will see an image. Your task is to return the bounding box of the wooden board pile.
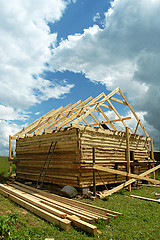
[0,182,122,236]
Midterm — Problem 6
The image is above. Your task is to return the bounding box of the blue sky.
[0,0,160,155]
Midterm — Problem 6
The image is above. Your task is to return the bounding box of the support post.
[126,127,131,192]
[92,147,96,196]
[150,139,155,179]
[9,135,12,176]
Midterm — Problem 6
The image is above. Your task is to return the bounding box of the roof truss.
[12,87,150,139]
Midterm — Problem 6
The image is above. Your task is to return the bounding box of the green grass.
[0,156,16,178]
[0,156,160,239]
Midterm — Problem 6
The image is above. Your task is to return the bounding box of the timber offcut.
[8,88,155,188]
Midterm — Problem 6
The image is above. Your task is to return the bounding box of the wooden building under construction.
[9,88,155,188]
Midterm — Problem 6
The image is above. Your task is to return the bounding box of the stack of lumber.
[0,182,122,236]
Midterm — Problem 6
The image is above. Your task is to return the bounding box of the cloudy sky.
[0,0,160,155]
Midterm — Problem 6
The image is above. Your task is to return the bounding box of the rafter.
[11,87,150,139]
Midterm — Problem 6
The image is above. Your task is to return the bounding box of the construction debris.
[155,193,160,197]
[130,194,160,203]
[138,183,160,187]
[0,182,122,236]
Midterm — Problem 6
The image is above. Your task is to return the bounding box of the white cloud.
[0,121,22,156]
[0,0,74,109]
[0,105,28,121]
[0,0,75,155]
[50,0,160,146]
[93,13,100,22]
[36,77,74,101]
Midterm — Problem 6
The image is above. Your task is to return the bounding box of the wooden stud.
[93,147,96,196]
[109,97,127,105]
[126,127,131,191]
[118,88,149,137]
[150,138,155,179]
[9,135,12,176]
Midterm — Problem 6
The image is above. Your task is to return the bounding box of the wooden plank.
[118,88,150,137]
[130,194,160,203]
[73,88,120,126]
[13,181,122,215]
[97,107,117,131]
[0,187,71,231]
[150,138,155,179]
[126,127,131,191]
[107,99,130,131]
[92,166,160,184]
[100,164,160,198]
[68,215,97,236]
[9,183,112,221]
[109,97,127,105]
[7,183,97,223]
[13,106,62,138]
[89,117,131,127]
[89,113,103,129]
[46,100,83,130]
[9,135,12,176]
[0,184,67,219]
[50,97,93,130]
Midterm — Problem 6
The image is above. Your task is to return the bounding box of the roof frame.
[11,87,150,139]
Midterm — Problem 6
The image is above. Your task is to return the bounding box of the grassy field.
[0,156,160,240]
[0,156,16,178]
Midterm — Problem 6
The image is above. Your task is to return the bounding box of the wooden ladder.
[36,141,57,188]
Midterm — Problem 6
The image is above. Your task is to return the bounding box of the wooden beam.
[130,194,160,203]
[50,98,92,130]
[34,104,72,133]
[9,135,12,176]
[89,117,131,127]
[92,148,96,196]
[118,88,150,137]
[92,166,160,185]
[150,138,155,179]
[100,164,160,198]
[134,120,140,134]
[109,97,127,105]
[97,106,117,131]
[89,113,103,129]
[12,107,61,137]
[126,127,131,191]
[46,100,84,130]
[0,186,71,231]
[68,215,98,236]
[72,88,120,126]
[0,184,67,219]
[13,181,122,215]
[107,99,131,132]
[9,183,111,221]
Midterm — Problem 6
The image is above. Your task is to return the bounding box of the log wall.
[15,127,151,188]
[16,129,81,187]
[78,128,150,187]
